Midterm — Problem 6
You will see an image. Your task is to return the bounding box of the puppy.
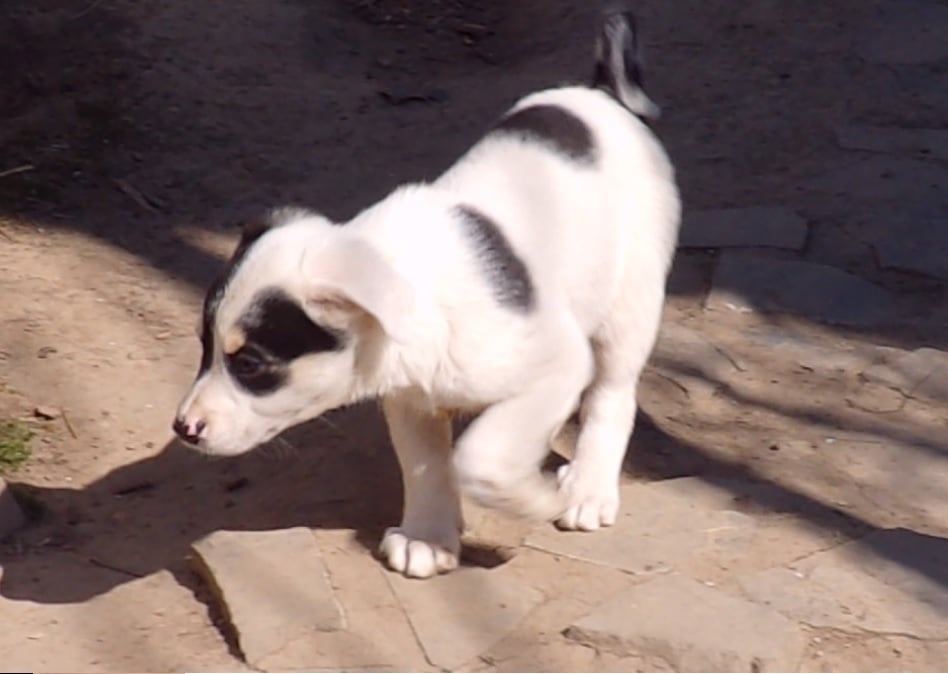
[173,8,681,579]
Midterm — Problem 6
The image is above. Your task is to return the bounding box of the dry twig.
[112,178,167,212]
[0,164,34,179]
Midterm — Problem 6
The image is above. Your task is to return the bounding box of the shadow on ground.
[3,405,946,607]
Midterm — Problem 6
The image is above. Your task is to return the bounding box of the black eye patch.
[241,289,343,360]
[225,288,344,395]
[225,345,287,395]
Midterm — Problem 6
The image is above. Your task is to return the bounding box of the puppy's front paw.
[379,527,460,579]
[555,463,620,531]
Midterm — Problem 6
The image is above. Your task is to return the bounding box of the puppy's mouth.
[206,426,286,457]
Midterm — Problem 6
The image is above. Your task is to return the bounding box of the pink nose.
[172,416,205,444]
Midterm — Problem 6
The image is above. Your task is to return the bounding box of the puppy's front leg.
[379,392,462,578]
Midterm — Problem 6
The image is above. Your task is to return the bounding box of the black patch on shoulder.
[492,104,596,164]
[224,288,344,395]
[454,205,535,312]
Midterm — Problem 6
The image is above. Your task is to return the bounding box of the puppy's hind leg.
[454,310,594,521]
[379,392,462,578]
[557,280,666,531]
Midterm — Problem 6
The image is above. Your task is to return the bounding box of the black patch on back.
[454,205,535,312]
[492,104,596,164]
[224,288,343,395]
[197,218,275,376]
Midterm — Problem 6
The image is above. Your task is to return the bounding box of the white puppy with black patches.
[174,9,680,579]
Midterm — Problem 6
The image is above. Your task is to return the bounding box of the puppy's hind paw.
[379,527,460,579]
[555,463,620,531]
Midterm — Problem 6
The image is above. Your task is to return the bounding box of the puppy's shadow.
[0,403,403,604]
[1,406,719,605]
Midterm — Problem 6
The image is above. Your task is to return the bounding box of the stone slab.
[867,215,948,280]
[743,326,897,373]
[566,573,806,672]
[836,125,948,161]
[679,207,807,250]
[525,477,756,575]
[385,566,544,670]
[862,346,948,401]
[804,157,948,205]
[191,528,344,667]
[740,528,948,640]
[650,324,743,399]
[0,478,26,540]
[706,252,899,327]
[857,0,948,65]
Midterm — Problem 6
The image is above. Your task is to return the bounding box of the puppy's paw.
[555,463,620,531]
[379,527,460,579]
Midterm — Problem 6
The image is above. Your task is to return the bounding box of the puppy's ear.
[300,237,415,343]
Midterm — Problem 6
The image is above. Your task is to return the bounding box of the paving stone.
[743,326,897,373]
[385,566,544,670]
[811,438,948,527]
[862,346,948,400]
[836,126,948,161]
[739,528,948,640]
[566,573,806,672]
[866,215,948,280]
[679,207,807,250]
[804,157,948,204]
[706,252,899,327]
[650,324,744,399]
[857,0,948,65]
[0,478,27,540]
[191,528,344,667]
[525,477,757,574]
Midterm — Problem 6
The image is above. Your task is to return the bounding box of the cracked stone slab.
[525,477,757,575]
[385,566,544,670]
[706,252,899,327]
[865,214,948,280]
[836,126,948,161]
[191,528,344,668]
[739,528,948,640]
[650,324,744,399]
[862,346,948,401]
[857,0,948,65]
[679,207,807,250]
[566,573,806,672]
[0,478,26,540]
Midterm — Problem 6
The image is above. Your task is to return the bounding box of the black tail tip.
[591,3,660,120]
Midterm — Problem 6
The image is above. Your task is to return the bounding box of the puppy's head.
[172,208,414,456]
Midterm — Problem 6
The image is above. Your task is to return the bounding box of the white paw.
[555,463,620,531]
[379,528,460,579]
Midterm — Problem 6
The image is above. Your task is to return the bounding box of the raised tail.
[592,6,661,121]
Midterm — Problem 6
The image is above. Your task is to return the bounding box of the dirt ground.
[1,0,947,672]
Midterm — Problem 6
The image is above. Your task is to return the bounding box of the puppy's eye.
[229,349,265,377]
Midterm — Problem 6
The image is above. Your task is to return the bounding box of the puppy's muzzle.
[172,416,205,445]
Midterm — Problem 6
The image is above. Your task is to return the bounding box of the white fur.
[176,79,680,579]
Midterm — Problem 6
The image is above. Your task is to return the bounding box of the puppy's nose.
[172,416,206,444]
